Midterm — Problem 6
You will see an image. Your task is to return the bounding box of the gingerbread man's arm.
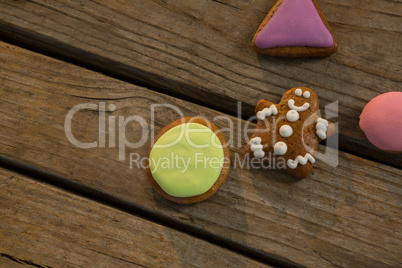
[314,115,336,140]
[255,99,276,113]
[255,99,279,121]
[243,100,278,159]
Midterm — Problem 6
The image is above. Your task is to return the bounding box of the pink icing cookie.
[255,0,333,49]
[359,92,402,152]
[252,0,338,57]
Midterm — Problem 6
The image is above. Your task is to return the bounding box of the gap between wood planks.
[0,253,51,268]
[0,30,400,170]
[0,157,302,268]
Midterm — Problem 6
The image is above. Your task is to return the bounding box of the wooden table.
[0,0,401,267]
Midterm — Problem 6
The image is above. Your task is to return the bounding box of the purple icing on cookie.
[255,0,334,49]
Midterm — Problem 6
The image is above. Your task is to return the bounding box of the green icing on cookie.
[149,123,224,198]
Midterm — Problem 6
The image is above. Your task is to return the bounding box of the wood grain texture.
[0,168,268,268]
[0,0,401,166]
[0,255,42,268]
[1,41,401,267]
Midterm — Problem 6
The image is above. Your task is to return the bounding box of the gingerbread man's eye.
[295,88,311,99]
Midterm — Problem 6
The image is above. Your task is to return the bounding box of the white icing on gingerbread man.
[316,118,329,140]
[287,153,316,169]
[256,104,278,120]
[250,137,265,158]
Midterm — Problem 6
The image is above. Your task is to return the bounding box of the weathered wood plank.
[0,255,40,268]
[0,168,269,268]
[0,0,400,166]
[0,41,401,267]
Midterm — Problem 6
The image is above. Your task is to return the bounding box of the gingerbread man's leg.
[243,99,278,160]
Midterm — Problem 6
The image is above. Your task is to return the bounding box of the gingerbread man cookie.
[244,87,336,179]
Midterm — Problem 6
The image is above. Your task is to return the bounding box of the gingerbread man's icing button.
[243,87,336,179]
[274,142,288,155]
[286,110,299,122]
[280,125,293,137]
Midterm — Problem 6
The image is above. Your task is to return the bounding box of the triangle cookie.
[252,0,338,57]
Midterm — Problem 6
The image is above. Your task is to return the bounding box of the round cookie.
[359,92,402,152]
[146,117,230,204]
